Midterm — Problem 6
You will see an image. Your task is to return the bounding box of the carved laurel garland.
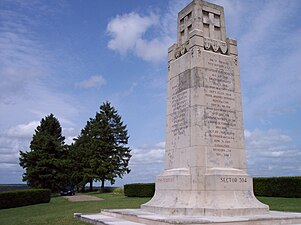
[174,40,190,59]
[204,38,227,54]
[174,38,228,59]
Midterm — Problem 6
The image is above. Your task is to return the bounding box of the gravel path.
[63,194,104,202]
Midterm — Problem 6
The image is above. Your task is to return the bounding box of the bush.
[112,187,124,195]
[123,177,301,198]
[253,177,301,198]
[103,187,117,193]
[124,183,155,197]
[83,186,117,193]
[0,189,51,209]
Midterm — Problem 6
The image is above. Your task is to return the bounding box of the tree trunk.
[101,178,105,193]
[89,180,93,191]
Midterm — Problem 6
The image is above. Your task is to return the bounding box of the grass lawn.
[257,196,301,212]
[0,193,150,225]
[0,193,300,225]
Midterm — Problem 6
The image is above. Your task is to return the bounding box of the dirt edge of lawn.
[63,194,104,202]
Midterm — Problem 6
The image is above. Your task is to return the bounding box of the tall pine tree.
[19,114,69,192]
[70,122,95,192]
[73,101,131,192]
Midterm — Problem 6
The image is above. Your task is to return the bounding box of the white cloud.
[114,142,165,186]
[0,3,52,104]
[232,1,301,122]
[107,4,192,63]
[7,121,39,138]
[77,75,106,89]
[0,162,24,184]
[245,129,292,148]
[0,1,80,127]
[130,142,165,165]
[135,37,173,62]
[63,127,77,145]
[0,81,80,132]
[155,141,165,148]
[244,130,251,139]
[245,129,301,177]
[0,153,20,164]
[0,132,29,183]
[107,12,159,56]
[107,0,250,63]
[0,136,21,154]
[65,136,76,145]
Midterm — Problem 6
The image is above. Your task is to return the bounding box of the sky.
[1,0,301,186]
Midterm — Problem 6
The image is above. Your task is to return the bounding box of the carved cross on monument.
[178,12,192,44]
[203,11,221,39]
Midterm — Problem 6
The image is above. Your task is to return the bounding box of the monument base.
[74,209,301,225]
[141,168,269,217]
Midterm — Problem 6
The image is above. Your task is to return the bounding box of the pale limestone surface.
[74,213,146,225]
[75,210,301,225]
[141,0,268,216]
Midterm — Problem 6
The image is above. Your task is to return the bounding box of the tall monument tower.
[142,0,269,216]
[76,1,301,223]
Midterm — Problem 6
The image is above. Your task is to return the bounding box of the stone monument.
[75,1,301,224]
[141,0,268,216]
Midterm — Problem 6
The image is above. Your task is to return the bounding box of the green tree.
[19,114,69,192]
[73,101,131,192]
[69,123,94,192]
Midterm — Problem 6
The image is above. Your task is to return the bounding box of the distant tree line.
[19,101,131,193]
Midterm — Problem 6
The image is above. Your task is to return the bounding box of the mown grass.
[257,196,301,212]
[0,193,150,225]
[0,193,300,225]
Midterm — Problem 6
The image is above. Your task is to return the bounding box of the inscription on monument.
[204,55,234,92]
[170,90,189,137]
[220,177,247,183]
[204,90,236,110]
[158,177,175,183]
[203,52,238,161]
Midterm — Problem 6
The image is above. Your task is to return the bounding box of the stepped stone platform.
[75,209,301,225]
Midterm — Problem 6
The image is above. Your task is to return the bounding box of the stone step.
[74,213,146,225]
[75,210,301,225]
